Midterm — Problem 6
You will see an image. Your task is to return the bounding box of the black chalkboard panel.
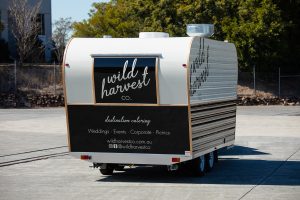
[93,57,157,103]
[68,105,190,154]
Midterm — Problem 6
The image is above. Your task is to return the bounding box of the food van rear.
[63,35,237,167]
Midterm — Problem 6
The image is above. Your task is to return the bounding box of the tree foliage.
[73,0,299,71]
[52,17,73,63]
[73,0,139,37]
[8,0,42,64]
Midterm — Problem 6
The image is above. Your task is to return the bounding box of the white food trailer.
[63,29,238,176]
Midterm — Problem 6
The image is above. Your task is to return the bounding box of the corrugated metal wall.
[189,37,238,104]
[188,37,237,154]
[191,101,236,155]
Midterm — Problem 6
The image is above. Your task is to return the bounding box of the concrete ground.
[0,106,299,200]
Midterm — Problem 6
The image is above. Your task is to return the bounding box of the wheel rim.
[208,152,214,168]
[199,155,205,172]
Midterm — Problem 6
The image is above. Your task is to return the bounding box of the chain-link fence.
[0,62,63,95]
[0,63,300,107]
[1,63,300,99]
[238,68,300,98]
[0,62,64,107]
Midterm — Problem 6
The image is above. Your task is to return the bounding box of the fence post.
[14,60,17,94]
[54,61,56,95]
[253,64,256,96]
[278,67,281,98]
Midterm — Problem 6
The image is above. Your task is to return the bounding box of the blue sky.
[51,0,109,23]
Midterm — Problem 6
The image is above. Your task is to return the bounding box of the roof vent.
[139,32,169,38]
[186,24,214,37]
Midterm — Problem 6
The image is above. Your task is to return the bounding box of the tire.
[114,165,125,171]
[191,155,206,176]
[100,168,113,175]
[99,164,114,175]
[205,151,215,172]
[214,150,219,163]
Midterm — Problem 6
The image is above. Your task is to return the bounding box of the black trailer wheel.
[100,168,113,175]
[191,155,206,176]
[114,165,125,171]
[205,152,215,172]
[214,150,219,163]
[99,164,114,175]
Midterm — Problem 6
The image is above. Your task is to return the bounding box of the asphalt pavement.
[0,106,299,200]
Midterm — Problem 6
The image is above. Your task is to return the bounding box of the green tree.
[220,0,284,71]
[73,0,139,37]
[73,0,290,71]
[274,0,300,72]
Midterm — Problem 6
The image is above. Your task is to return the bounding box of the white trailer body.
[63,36,237,167]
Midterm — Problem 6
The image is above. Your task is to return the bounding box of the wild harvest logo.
[190,38,210,96]
[101,58,151,99]
[94,57,157,103]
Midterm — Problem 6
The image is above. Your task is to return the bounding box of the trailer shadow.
[218,145,269,156]
[97,146,300,186]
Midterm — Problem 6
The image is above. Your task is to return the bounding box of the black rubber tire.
[191,155,206,176]
[205,151,215,172]
[214,150,219,163]
[114,165,125,171]
[100,168,114,175]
